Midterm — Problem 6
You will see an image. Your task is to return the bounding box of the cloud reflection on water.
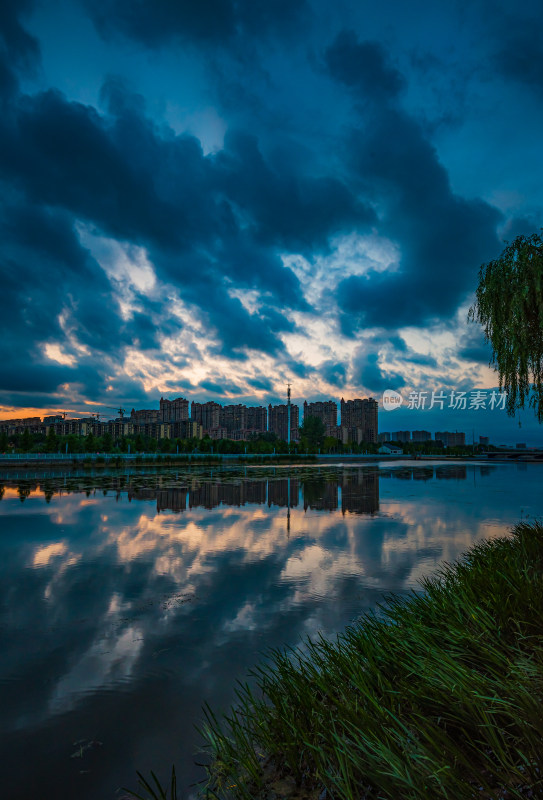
[0,463,540,800]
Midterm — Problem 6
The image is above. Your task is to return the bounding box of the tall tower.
[287,383,291,446]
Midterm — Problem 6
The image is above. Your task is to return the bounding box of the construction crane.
[103,406,127,419]
[56,405,127,421]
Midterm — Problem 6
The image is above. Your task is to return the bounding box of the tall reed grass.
[201,521,543,799]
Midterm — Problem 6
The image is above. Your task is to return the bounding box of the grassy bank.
[201,521,543,800]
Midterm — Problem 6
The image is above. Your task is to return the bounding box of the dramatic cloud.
[0,0,541,443]
[327,31,502,331]
[494,7,543,97]
[325,32,405,102]
[85,0,309,48]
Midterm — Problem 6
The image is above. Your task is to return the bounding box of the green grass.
[200,521,543,800]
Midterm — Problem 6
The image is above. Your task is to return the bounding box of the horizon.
[1,390,538,446]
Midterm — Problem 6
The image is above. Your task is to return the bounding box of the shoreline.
[0,452,541,470]
[200,521,543,800]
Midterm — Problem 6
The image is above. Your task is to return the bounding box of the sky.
[0,0,542,443]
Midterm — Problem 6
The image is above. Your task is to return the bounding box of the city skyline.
[1,1,542,446]
[0,387,537,445]
[1,392,379,444]
[3,393,528,448]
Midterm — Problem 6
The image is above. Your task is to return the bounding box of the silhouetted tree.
[45,427,58,453]
[469,230,543,421]
[299,415,326,450]
[20,428,32,452]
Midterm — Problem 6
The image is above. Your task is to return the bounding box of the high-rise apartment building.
[220,404,246,432]
[268,404,299,442]
[392,431,411,443]
[303,400,338,436]
[436,431,465,447]
[246,406,267,433]
[412,430,431,442]
[168,419,203,439]
[340,398,378,443]
[191,401,221,433]
[130,408,160,425]
[160,396,189,422]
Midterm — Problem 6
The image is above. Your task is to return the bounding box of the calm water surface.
[0,461,541,800]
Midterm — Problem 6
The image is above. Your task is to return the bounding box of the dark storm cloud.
[85,0,309,48]
[324,31,501,331]
[200,379,244,395]
[1,1,534,417]
[320,360,347,388]
[0,199,119,399]
[1,172,181,410]
[349,332,439,394]
[0,77,322,322]
[495,22,543,96]
[457,327,493,366]
[202,288,286,357]
[0,2,313,396]
[351,349,405,394]
[501,214,543,241]
[247,376,273,392]
[325,31,405,102]
[1,202,131,353]
[0,89,181,248]
[214,130,375,253]
[0,0,39,101]
[0,364,77,393]
[0,75,320,366]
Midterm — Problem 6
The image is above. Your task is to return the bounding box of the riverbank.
[202,521,543,800]
[0,452,320,469]
[2,452,537,471]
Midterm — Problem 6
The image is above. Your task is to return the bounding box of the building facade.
[392,431,411,443]
[268,404,299,442]
[436,431,466,447]
[245,406,267,433]
[303,400,338,436]
[340,398,378,443]
[160,396,189,422]
[130,408,160,425]
[220,404,246,432]
[191,402,221,433]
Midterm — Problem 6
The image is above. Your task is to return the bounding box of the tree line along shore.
[2,426,486,457]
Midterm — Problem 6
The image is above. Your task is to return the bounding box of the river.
[0,461,540,799]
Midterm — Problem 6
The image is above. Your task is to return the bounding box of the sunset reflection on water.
[0,462,540,800]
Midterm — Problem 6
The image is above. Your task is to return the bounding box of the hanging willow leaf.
[468,230,543,422]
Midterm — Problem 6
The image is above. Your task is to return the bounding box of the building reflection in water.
[124,473,381,517]
[0,464,486,517]
[1,461,539,800]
